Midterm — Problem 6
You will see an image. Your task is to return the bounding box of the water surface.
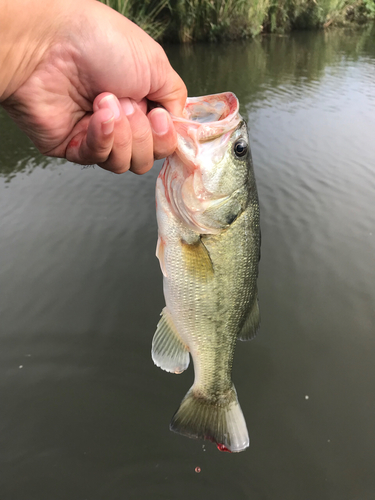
[1,28,375,500]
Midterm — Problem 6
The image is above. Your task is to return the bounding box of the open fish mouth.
[169,93,242,168]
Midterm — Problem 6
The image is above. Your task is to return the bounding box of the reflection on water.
[0,111,51,181]
[1,28,375,499]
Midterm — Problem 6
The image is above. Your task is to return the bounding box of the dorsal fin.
[237,297,260,341]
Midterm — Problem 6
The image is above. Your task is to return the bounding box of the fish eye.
[234,139,248,158]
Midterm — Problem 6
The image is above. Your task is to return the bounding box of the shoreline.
[100,0,375,42]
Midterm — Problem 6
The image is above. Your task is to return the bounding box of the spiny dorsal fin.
[237,297,260,341]
[152,307,190,374]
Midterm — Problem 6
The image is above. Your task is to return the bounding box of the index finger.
[147,50,187,117]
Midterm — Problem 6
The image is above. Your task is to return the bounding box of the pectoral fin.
[156,236,167,277]
[152,307,190,374]
[237,297,260,341]
[180,237,214,279]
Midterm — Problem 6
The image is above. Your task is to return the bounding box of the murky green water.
[1,28,375,499]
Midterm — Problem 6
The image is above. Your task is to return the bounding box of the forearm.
[0,0,87,102]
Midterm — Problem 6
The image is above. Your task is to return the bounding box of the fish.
[152,92,260,453]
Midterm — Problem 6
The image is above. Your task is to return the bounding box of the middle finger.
[119,98,154,175]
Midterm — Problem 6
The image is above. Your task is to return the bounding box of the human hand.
[0,0,187,174]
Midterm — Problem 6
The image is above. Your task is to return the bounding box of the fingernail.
[102,116,114,135]
[122,98,134,117]
[150,109,169,135]
[98,94,121,120]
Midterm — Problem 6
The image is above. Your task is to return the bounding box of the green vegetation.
[100,0,170,40]
[100,0,375,41]
[2,26,374,181]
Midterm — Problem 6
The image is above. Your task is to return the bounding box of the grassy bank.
[100,0,375,41]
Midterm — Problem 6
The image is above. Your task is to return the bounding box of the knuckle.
[86,137,111,158]
[82,149,110,165]
[133,127,152,149]
[114,135,132,153]
[131,156,154,175]
[99,150,131,174]
[108,166,128,174]
[98,160,130,174]
[154,143,174,160]
[83,138,112,164]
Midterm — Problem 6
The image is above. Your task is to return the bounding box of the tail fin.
[170,385,249,452]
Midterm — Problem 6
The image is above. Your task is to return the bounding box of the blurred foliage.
[99,0,375,41]
[2,25,374,182]
[101,0,170,40]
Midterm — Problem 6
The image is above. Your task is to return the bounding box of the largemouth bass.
[152,92,260,453]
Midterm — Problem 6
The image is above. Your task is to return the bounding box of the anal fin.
[152,307,190,374]
[237,297,260,341]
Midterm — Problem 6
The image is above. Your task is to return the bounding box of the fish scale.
[152,92,260,452]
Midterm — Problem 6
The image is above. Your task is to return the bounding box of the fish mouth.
[198,119,246,143]
[180,92,239,124]
[170,93,243,166]
[171,92,242,143]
